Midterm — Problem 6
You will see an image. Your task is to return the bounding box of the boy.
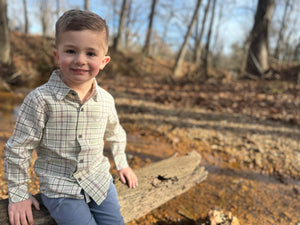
[4,9,138,225]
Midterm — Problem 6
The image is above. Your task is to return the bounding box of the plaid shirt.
[4,70,128,205]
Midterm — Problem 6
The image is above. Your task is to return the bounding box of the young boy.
[4,9,138,225]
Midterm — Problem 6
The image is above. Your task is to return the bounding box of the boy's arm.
[104,97,138,188]
[104,98,129,170]
[4,91,46,223]
[4,91,46,203]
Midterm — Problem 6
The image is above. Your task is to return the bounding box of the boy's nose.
[74,53,86,65]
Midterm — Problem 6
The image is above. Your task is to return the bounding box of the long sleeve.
[104,97,128,171]
[4,90,46,203]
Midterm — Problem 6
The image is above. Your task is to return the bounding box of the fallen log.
[0,151,207,224]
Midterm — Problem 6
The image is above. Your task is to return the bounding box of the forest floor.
[0,32,300,224]
[0,75,299,225]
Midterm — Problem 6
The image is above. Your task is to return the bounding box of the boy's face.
[54,30,110,88]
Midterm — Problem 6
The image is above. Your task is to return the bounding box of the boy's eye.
[66,49,75,54]
[87,52,96,57]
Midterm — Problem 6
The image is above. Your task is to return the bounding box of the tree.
[142,0,157,56]
[173,0,202,78]
[113,0,127,51]
[0,0,11,66]
[245,0,275,76]
[203,0,217,79]
[84,0,89,10]
[193,0,210,63]
[273,0,291,60]
[23,0,29,33]
[39,0,53,37]
[56,0,60,18]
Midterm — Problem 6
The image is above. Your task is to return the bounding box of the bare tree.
[273,0,291,60]
[113,0,127,51]
[39,0,53,37]
[23,0,29,33]
[142,0,157,56]
[0,0,11,66]
[212,0,225,67]
[245,0,275,76]
[193,0,211,63]
[123,1,147,50]
[203,0,217,79]
[124,0,132,49]
[84,0,89,10]
[173,0,202,78]
[56,0,60,18]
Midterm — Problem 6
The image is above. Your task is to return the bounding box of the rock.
[204,208,240,225]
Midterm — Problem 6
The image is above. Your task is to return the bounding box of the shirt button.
[81,108,84,111]
[78,177,82,182]
[79,159,84,163]
[78,134,82,138]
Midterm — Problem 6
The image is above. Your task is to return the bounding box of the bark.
[173,0,202,78]
[0,0,11,65]
[193,0,210,63]
[39,0,51,37]
[23,0,29,33]
[142,0,157,56]
[245,0,275,76]
[273,0,290,60]
[0,151,207,224]
[113,0,127,51]
[203,0,217,79]
[56,0,60,18]
[84,0,89,10]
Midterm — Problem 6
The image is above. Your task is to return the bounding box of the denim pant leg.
[89,180,124,225]
[41,194,97,225]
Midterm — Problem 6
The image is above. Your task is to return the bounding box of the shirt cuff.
[8,184,30,204]
[114,153,129,171]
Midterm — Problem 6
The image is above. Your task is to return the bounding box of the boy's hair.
[55,9,109,48]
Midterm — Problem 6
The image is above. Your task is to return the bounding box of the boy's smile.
[54,30,110,90]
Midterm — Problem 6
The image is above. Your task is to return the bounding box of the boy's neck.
[60,74,95,102]
[74,81,95,103]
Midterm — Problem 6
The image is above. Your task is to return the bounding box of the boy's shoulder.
[96,84,115,102]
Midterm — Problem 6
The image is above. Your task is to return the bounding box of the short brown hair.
[55,9,109,47]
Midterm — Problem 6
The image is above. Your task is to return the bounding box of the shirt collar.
[47,70,100,102]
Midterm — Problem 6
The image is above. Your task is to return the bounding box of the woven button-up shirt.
[4,70,128,205]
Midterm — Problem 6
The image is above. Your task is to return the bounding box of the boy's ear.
[99,56,110,70]
[53,50,59,63]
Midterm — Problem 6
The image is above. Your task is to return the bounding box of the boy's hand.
[118,167,138,188]
[8,196,40,225]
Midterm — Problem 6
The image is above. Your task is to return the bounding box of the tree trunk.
[23,0,29,33]
[142,0,157,56]
[273,0,290,60]
[0,151,207,225]
[56,0,60,18]
[245,0,275,77]
[39,0,51,37]
[0,0,11,66]
[173,0,202,78]
[113,0,127,51]
[203,0,217,79]
[193,0,210,63]
[84,0,89,10]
